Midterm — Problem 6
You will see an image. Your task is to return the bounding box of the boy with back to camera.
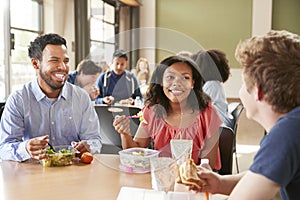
[192,30,300,200]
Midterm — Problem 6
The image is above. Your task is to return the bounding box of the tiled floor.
[233,109,282,200]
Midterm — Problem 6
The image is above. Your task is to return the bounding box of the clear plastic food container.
[119,148,160,173]
[40,145,76,167]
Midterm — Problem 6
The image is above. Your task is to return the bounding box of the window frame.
[0,0,43,101]
[89,0,117,64]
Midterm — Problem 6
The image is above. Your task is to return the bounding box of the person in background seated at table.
[192,30,300,200]
[134,57,151,85]
[132,57,151,98]
[191,49,232,127]
[113,55,222,170]
[67,59,101,101]
[0,33,102,162]
[95,49,143,105]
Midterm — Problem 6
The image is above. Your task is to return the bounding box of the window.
[10,0,42,94]
[0,1,8,101]
[0,0,42,101]
[90,0,116,64]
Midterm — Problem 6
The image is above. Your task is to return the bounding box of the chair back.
[228,102,244,134]
[0,105,5,121]
[94,105,141,148]
[218,126,234,175]
[227,102,244,173]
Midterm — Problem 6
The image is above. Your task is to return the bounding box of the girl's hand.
[113,115,131,135]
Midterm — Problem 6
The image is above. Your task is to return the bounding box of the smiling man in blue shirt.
[0,33,102,162]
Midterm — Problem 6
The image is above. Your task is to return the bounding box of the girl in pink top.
[113,55,221,170]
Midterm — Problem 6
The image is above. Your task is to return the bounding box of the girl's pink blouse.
[140,103,222,170]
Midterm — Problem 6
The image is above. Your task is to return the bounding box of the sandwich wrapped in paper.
[176,158,207,190]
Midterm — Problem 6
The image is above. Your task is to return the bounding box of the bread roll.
[176,159,206,190]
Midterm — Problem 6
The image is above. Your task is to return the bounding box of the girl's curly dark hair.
[145,55,211,117]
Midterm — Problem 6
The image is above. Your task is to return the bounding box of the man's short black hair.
[113,49,128,60]
[28,33,67,61]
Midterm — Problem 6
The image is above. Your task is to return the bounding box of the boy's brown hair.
[235,30,300,113]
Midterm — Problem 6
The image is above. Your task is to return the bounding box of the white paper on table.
[167,191,208,200]
[117,187,211,200]
[117,187,166,200]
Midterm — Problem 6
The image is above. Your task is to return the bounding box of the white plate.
[108,107,124,113]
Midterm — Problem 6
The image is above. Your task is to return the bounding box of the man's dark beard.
[40,69,65,90]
